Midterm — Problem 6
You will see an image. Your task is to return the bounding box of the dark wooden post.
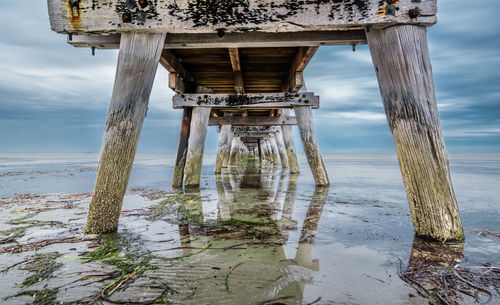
[367,25,464,242]
[85,33,165,234]
[172,107,192,188]
[183,107,211,188]
[294,105,330,186]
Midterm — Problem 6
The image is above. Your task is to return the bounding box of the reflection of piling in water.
[296,187,329,270]
[401,237,471,303]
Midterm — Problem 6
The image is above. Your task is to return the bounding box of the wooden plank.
[367,25,463,242]
[172,107,192,188]
[294,105,330,186]
[68,31,368,49]
[233,132,275,138]
[228,48,244,94]
[283,47,317,92]
[173,92,318,109]
[231,126,279,133]
[85,33,165,234]
[48,0,437,34]
[160,50,195,82]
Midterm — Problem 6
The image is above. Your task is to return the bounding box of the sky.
[0,1,499,154]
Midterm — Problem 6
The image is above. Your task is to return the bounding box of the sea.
[0,153,498,304]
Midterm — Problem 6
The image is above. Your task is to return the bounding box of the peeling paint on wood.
[48,0,437,34]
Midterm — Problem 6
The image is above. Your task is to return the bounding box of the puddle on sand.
[0,157,499,304]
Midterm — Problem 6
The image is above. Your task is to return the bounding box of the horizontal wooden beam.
[232,126,279,133]
[49,0,437,34]
[67,31,369,49]
[208,116,297,126]
[173,93,318,109]
[234,132,274,138]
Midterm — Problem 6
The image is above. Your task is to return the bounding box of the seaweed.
[19,252,62,287]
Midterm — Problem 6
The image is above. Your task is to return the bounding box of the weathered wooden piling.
[172,108,192,188]
[183,107,211,188]
[294,106,330,186]
[367,25,463,242]
[281,111,300,174]
[274,130,289,169]
[85,33,165,234]
[269,135,280,166]
[214,123,232,174]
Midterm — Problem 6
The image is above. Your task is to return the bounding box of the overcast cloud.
[0,0,498,153]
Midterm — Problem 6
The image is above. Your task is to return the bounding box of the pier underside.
[49,0,464,242]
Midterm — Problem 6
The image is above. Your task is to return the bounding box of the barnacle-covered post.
[294,105,330,186]
[85,33,165,233]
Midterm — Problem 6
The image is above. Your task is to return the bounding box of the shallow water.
[0,153,498,304]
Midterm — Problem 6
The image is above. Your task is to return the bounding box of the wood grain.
[367,25,464,242]
[85,33,165,233]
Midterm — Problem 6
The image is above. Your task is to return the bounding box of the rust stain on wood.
[66,0,82,30]
[376,0,400,17]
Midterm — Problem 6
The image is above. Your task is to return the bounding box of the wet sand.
[0,153,498,304]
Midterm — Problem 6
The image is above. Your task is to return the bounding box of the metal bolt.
[138,0,149,9]
[122,12,132,23]
[386,5,396,16]
[408,7,420,19]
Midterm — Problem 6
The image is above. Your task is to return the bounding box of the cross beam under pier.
[173,93,318,109]
[208,116,297,127]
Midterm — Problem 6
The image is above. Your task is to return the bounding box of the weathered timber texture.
[294,106,330,186]
[209,116,297,126]
[85,33,165,234]
[274,130,289,169]
[214,124,232,173]
[232,126,279,133]
[270,136,280,165]
[172,108,192,188]
[281,111,300,174]
[367,25,464,242]
[183,107,211,188]
[173,92,318,109]
[48,0,437,34]
[68,30,368,49]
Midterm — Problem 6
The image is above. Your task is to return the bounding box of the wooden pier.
[47,0,463,242]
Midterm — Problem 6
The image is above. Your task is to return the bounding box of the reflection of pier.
[166,164,329,304]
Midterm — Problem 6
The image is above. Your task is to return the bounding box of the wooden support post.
[294,106,330,186]
[257,139,262,162]
[183,107,211,188]
[270,135,280,165]
[84,33,165,234]
[172,108,192,188]
[367,25,463,242]
[214,119,232,173]
[229,136,238,166]
[281,111,300,173]
[274,129,289,169]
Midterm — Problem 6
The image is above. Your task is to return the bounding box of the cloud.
[0,1,498,153]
